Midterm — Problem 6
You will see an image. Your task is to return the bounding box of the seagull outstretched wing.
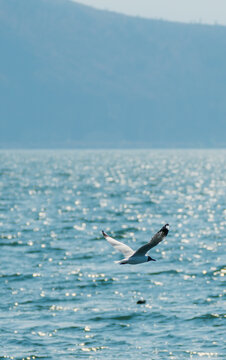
[132,224,169,257]
[102,231,134,258]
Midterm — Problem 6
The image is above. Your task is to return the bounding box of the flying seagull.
[102,224,169,265]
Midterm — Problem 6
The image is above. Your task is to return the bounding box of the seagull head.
[160,223,169,235]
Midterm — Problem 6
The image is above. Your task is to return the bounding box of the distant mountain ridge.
[0,0,226,148]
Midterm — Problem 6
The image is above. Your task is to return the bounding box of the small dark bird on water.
[137,299,146,304]
[102,224,169,265]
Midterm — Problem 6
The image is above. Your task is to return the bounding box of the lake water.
[0,149,225,359]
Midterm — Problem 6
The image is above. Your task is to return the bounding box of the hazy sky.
[73,0,226,25]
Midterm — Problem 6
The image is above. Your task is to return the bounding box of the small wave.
[108,314,140,321]
[61,225,74,231]
[56,172,71,178]
[90,313,140,322]
[0,273,31,280]
[147,269,181,276]
[0,241,24,247]
[76,277,115,289]
[5,355,48,360]
[90,310,178,324]
[187,313,225,321]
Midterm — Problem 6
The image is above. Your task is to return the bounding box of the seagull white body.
[102,224,169,265]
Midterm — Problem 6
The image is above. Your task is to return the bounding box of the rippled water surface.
[0,149,225,359]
